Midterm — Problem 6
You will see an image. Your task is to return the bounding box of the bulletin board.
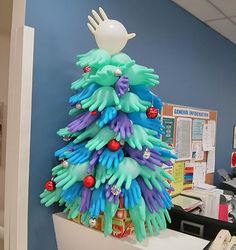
[161,103,217,195]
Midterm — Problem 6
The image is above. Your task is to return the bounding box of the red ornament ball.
[90,110,97,116]
[45,180,56,191]
[232,152,236,167]
[107,139,120,152]
[83,66,91,73]
[146,106,158,119]
[83,175,96,188]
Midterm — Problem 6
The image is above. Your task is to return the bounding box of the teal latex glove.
[126,64,160,86]
[104,201,119,237]
[95,163,115,188]
[118,92,151,113]
[126,124,158,150]
[108,157,142,189]
[71,73,91,90]
[54,161,89,190]
[52,164,64,176]
[76,49,111,68]
[40,188,62,207]
[85,126,115,151]
[64,197,81,219]
[145,207,164,235]
[73,123,100,143]
[81,210,91,227]
[111,52,135,71]
[129,197,146,242]
[140,167,174,191]
[57,127,81,138]
[81,87,119,112]
[69,108,84,117]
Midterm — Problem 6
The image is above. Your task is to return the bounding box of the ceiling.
[172,0,236,44]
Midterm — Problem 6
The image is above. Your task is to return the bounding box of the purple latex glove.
[68,111,101,132]
[110,111,133,138]
[80,187,92,213]
[136,176,164,213]
[124,145,162,170]
[105,183,123,204]
[115,76,129,97]
[88,148,105,173]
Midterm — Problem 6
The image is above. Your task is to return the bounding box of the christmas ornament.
[76,103,82,109]
[143,148,151,159]
[45,179,56,191]
[63,136,71,142]
[114,68,122,77]
[232,152,236,167]
[146,106,158,119]
[89,218,97,227]
[119,139,125,146]
[83,175,96,188]
[83,65,91,73]
[107,139,120,152]
[62,160,69,168]
[111,185,121,196]
[90,110,97,116]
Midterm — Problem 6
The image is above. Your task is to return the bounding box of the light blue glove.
[97,107,117,128]
[99,148,124,169]
[154,146,177,160]
[60,182,83,203]
[122,180,141,209]
[54,142,76,158]
[89,185,106,218]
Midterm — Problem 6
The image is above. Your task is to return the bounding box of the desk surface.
[53,212,209,250]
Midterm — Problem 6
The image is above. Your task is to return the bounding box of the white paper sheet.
[192,119,205,140]
[175,118,192,160]
[202,123,213,151]
[206,147,215,173]
[192,141,204,161]
[208,120,216,147]
[193,162,206,187]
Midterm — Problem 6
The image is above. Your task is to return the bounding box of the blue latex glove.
[122,180,141,209]
[65,145,94,164]
[99,148,124,169]
[131,85,163,109]
[89,185,106,218]
[69,83,100,106]
[54,142,80,158]
[97,107,117,128]
[128,112,165,135]
[60,182,83,203]
[154,146,177,159]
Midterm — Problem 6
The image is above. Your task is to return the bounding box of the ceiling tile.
[172,0,224,20]
[209,0,236,17]
[206,18,236,44]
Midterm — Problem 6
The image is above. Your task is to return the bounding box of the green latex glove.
[71,73,90,90]
[141,167,174,191]
[85,126,115,151]
[108,157,142,189]
[95,163,115,188]
[57,127,81,138]
[81,87,119,112]
[126,125,158,150]
[111,52,135,71]
[129,197,146,242]
[54,161,89,190]
[40,188,62,207]
[76,49,111,68]
[69,107,84,116]
[104,201,119,237]
[81,211,91,227]
[52,164,64,176]
[64,197,81,219]
[126,64,160,86]
[118,92,151,113]
[73,123,100,144]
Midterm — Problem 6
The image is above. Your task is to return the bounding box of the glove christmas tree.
[40,7,177,242]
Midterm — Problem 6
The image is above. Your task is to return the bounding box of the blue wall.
[26,0,236,249]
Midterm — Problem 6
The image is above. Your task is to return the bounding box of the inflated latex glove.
[140,167,174,191]
[88,148,104,173]
[54,142,76,158]
[123,179,141,209]
[108,157,142,189]
[124,145,162,170]
[81,211,91,227]
[71,73,91,90]
[52,164,64,176]
[68,110,101,132]
[104,201,119,237]
[126,64,159,86]
[131,85,163,109]
[89,185,106,218]
[105,184,123,204]
[81,87,119,112]
[80,187,92,213]
[60,182,83,203]
[85,126,115,151]
[145,207,160,235]
[95,163,115,188]
[128,112,165,135]
[129,197,146,242]
[154,146,177,160]
[97,107,117,128]
[76,49,111,68]
[73,123,100,144]
[110,111,133,138]
[54,161,89,190]
[111,52,135,70]
[115,76,129,97]
[69,83,100,106]
[99,148,124,169]
[68,107,84,117]
[57,127,81,138]
[136,176,164,213]
[64,197,81,219]
[40,188,62,207]
[118,92,151,113]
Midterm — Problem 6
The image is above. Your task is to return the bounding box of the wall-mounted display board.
[161,103,217,195]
